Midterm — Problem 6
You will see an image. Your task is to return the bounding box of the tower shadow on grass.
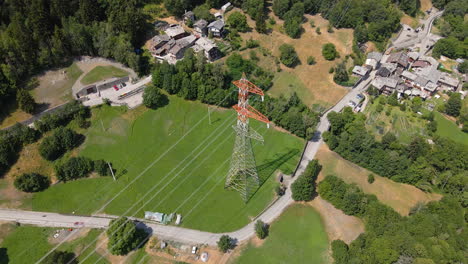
[242,149,300,203]
[256,149,300,185]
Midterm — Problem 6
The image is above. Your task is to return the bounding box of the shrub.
[217,235,234,252]
[279,44,299,67]
[316,27,321,34]
[333,61,349,84]
[56,157,94,182]
[268,17,276,25]
[107,217,147,255]
[368,174,375,184]
[16,89,36,114]
[143,86,168,109]
[14,173,49,192]
[310,20,315,27]
[291,160,322,201]
[458,60,468,73]
[39,127,82,161]
[327,23,334,33]
[445,92,461,117]
[34,101,89,133]
[329,67,334,73]
[245,38,260,49]
[255,220,269,239]
[94,159,113,176]
[43,250,77,264]
[322,43,339,60]
[307,56,316,65]
[331,240,349,264]
[227,11,249,32]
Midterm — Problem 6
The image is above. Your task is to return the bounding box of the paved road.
[0,72,374,246]
[391,10,443,53]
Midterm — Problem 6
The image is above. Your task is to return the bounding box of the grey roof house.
[208,19,225,37]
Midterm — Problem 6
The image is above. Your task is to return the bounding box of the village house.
[165,24,188,40]
[193,19,208,36]
[365,52,382,69]
[371,77,398,95]
[376,63,397,78]
[438,73,460,91]
[387,51,409,69]
[183,11,195,23]
[352,65,370,77]
[193,37,221,61]
[208,19,225,37]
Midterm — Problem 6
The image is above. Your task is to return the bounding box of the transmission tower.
[226,74,270,202]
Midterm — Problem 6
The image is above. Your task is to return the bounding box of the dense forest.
[0,0,151,109]
[432,0,468,59]
[323,107,467,202]
[319,175,466,264]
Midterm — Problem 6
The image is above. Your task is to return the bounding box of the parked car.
[348,101,357,107]
[192,246,197,254]
[113,85,118,91]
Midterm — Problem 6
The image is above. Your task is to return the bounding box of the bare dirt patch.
[239,14,350,108]
[145,240,228,264]
[0,223,16,244]
[32,66,79,107]
[308,198,364,244]
[315,145,442,216]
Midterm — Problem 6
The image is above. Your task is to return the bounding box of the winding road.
[0,72,374,246]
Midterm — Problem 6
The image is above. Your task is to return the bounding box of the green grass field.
[81,66,129,85]
[31,96,304,232]
[232,204,329,264]
[268,71,314,107]
[434,112,468,145]
[0,225,106,264]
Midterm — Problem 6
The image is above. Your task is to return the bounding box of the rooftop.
[372,77,398,90]
[208,19,224,30]
[387,52,409,68]
[165,25,186,37]
[438,73,460,87]
[352,65,369,76]
[194,19,208,28]
[367,52,382,61]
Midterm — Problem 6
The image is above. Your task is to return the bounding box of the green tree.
[93,160,113,176]
[143,86,169,110]
[458,61,468,73]
[316,27,321,34]
[107,217,147,255]
[307,56,316,65]
[255,13,267,34]
[43,250,77,264]
[368,174,375,184]
[272,0,291,19]
[331,240,349,264]
[217,235,233,252]
[322,43,338,60]
[291,160,322,201]
[193,4,215,22]
[227,11,249,32]
[14,173,49,192]
[39,127,82,161]
[255,220,269,239]
[55,157,94,181]
[16,89,36,114]
[333,61,349,84]
[279,44,299,67]
[445,92,462,117]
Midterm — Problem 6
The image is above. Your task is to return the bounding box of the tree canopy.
[322,43,339,60]
[217,235,234,252]
[143,86,169,110]
[291,159,322,201]
[107,217,147,255]
[14,173,50,192]
[227,11,249,32]
[279,44,300,67]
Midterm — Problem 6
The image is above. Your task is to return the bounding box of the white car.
[192,246,197,254]
[348,101,356,107]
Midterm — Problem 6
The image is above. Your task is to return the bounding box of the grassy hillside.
[32,96,304,232]
[232,204,329,264]
[81,66,128,85]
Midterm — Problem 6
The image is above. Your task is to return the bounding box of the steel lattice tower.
[226,75,270,202]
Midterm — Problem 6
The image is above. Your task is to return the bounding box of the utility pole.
[107,162,116,181]
[225,74,270,202]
